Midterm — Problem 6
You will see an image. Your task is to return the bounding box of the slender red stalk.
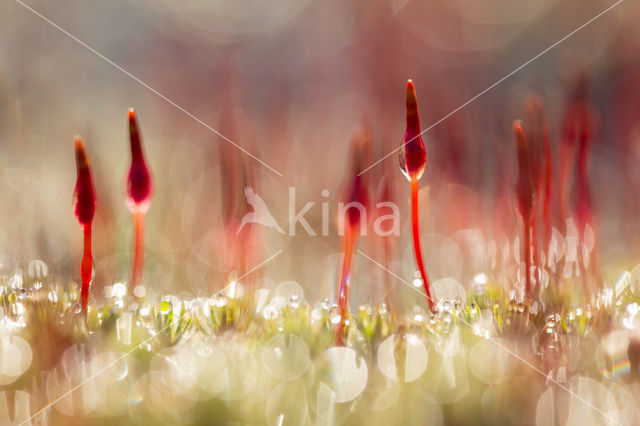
[573,103,602,289]
[559,78,587,221]
[73,137,96,311]
[574,105,593,241]
[378,167,397,310]
[336,130,370,345]
[525,96,549,291]
[539,102,553,251]
[524,99,540,290]
[81,226,92,309]
[126,109,153,293]
[410,178,433,308]
[337,229,357,338]
[514,121,535,299]
[132,210,145,289]
[399,80,434,311]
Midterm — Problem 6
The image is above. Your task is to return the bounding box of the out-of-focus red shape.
[217,82,259,288]
[514,120,536,298]
[399,80,427,181]
[336,128,371,345]
[525,97,553,249]
[558,77,589,220]
[524,95,551,292]
[524,96,544,211]
[574,103,596,236]
[556,77,601,290]
[73,136,96,311]
[514,121,535,220]
[127,109,153,213]
[344,129,371,228]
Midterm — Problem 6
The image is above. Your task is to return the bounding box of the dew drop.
[27,260,48,279]
[398,144,411,181]
[263,305,279,320]
[8,272,23,290]
[320,347,368,403]
[311,308,322,322]
[262,335,311,381]
[195,341,213,357]
[377,334,428,382]
[159,300,172,315]
[111,282,127,299]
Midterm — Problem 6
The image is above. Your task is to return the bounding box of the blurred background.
[0,0,639,307]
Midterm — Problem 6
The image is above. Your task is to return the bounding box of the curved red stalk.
[574,103,602,289]
[525,96,550,291]
[535,100,553,256]
[336,130,370,345]
[574,105,593,238]
[378,166,397,310]
[399,80,434,311]
[127,109,153,293]
[557,78,601,289]
[514,121,535,299]
[559,78,588,221]
[73,137,96,311]
[410,178,433,306]
[336,229,357,344]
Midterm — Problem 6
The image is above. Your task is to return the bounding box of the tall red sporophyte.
[573,102,601,289]
[398,80,434,311]
[126,109,153,293]
[513,120,536,299]
[73,137,96,311]
[524,96,551,292]
[336,129,371,345]
[525,97,553,261]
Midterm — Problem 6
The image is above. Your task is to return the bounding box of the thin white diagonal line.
[12,0,283,177]
[20,250,283,425]
[235,249,282,282]
[358,0,626,176]
[355,248,622,426]
[356,248,435,305]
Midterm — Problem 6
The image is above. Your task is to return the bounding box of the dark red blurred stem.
[411,179,434,310]
[541,109,553,249]
[523,219,532,298]
[81,225,92,311]
[383,239,394,309]
[336,228,357,345]
[74,137,95,311]
[531,218,539,291]
[531,163,539,291]
[131,211,145,291]
[514,121,535,299]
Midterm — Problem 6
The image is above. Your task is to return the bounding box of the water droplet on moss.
[159,300,171,315]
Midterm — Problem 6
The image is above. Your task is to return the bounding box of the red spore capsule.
[399,80,427,181]
[73,137,96,311]
[127,109,153,213]
[74,138,96,225]
[126,109,153,293]
[398,80,434,311]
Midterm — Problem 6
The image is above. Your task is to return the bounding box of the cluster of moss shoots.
[1,80,634,424]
